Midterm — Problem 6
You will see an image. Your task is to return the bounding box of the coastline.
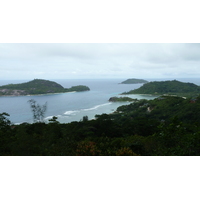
[1,79,156,124]
[0,91,79,97]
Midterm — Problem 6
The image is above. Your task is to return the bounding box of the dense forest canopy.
[2,79,200,156]
[109,96,137,102]
[0,79,90,96]
[1,94,200,156]
[122,80,200,97]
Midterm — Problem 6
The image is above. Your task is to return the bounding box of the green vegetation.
[67,85,90,92]
[116,96,200,123]
[28,99,47,123]
[122,80,200,97]
[109,96,137,102]
[2,95,200,156]
[0,79,90,96]
[121,78,148,84]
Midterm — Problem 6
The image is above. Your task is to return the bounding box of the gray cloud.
[1,43,200,80]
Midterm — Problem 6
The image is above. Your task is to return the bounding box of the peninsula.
[122,80,200,97]
[0,79,90,96]
[120,78,148,84]
[109,96,137,102]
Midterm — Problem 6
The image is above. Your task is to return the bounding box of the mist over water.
[0,78,200,124]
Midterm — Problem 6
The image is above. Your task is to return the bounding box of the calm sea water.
[0,78,200,124]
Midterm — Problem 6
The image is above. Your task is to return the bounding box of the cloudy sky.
[0,43,200,80]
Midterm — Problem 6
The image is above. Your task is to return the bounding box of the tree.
[82,116,89,122]
[0,112,12,155]
[0,112,11,128]
[28,99,47,123]
[49,116,60,124]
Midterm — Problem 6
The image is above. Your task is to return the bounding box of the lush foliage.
[2,95,200,156]
[122,80,200,97]
[67,85,90,92]
[0,79,90,96]
[109,96,137,102]
[28,99,47,123]
[121,78,148,84]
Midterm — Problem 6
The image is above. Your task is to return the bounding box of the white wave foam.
[67,91,76,93]
[64,110,79,115]
[82,103,112,111]
[45,116,54,120]
[14,122,23,125]
[45,115,63,120]
[49,103,113,119]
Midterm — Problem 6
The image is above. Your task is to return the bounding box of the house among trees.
[190,99,197,103]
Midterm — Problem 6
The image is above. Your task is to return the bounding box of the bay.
[0,78,199,124]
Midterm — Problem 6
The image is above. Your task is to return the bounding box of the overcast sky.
[1,43,200,80]
[1,1,200,197]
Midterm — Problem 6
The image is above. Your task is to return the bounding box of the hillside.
[116,95,200,123]
[0,79,90,96]
[122,80,200,96]
[109,96,137,102]
[2,95,200,155]
[121,78,148,84]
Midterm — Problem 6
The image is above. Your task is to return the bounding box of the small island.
[109,96,137,102]
[120,78,148,84]
[0,79,90,96]
[121,80,200,97]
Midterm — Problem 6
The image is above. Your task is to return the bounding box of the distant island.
[109,96,137,102]
[120,78,148,84]
[122,80,200,97]
[0,79,90,96]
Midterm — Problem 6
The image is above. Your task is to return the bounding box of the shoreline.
[8,94,157,125]
[0,91,79,97]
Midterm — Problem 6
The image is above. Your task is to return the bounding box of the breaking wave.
[81,103,112,111]
[64,110,80,115]
[45,115,63,120]
[63,103,113,116]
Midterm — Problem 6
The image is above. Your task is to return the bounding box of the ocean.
[0,78,200,124]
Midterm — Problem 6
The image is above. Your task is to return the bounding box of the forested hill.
[122,80,200,96]
[0,79,90,96]
[121,78,148,84]
[2,95,200,156]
